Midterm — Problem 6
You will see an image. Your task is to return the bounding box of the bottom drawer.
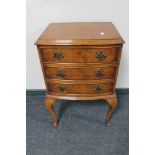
[47,82,113,94]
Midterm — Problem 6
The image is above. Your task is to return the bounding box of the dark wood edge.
[38,45,123,48]
[26,88,129,96]
[46,79,114,83]
[35,39,124,45]
[45,94,116,100]
[43,63,118,67]
[43,63,117,67]
[46,79,114,84]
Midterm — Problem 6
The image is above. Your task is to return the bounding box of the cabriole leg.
[44,97,58,127]
[105,97,118,126]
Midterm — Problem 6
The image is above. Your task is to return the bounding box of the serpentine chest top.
[35,22,125,127]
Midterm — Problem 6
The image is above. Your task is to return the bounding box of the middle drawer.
[44,66,115,80]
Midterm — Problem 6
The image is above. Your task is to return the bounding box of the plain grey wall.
[27,0,129,89]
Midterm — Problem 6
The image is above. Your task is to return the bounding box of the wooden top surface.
[35,22,124,45]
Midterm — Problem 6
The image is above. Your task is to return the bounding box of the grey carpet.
[26,90,129,155]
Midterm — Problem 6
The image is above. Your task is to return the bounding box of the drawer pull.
[56,71,66,78]
[95,71,104,79]
[96,52,107,60]
[94,86,104,93]
[53,52,64,59]
[58,85,66,92]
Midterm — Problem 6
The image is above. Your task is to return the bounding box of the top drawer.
[40,47,118,63]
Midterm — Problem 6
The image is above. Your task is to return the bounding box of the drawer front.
[47,83,113,94]
[45,67,115,80]
[41,48,118,63]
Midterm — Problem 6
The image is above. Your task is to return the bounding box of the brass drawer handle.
[94,86,104,93]
[95,71,104,79]
[56,71,66,78]
[53,52,64,59]
[96,52,107,60]
[58,85,66,92]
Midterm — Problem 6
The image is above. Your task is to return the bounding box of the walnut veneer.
[35,22,124,127]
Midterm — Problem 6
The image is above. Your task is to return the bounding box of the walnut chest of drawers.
[35,22,124,127]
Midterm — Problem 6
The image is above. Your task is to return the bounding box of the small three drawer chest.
[35,22,124,127]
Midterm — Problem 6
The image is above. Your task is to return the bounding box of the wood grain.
[47,82,113,94]
[36,22,125,127]
[41,47,118,63]
[44,66,115,80]
[35,22,124,45]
